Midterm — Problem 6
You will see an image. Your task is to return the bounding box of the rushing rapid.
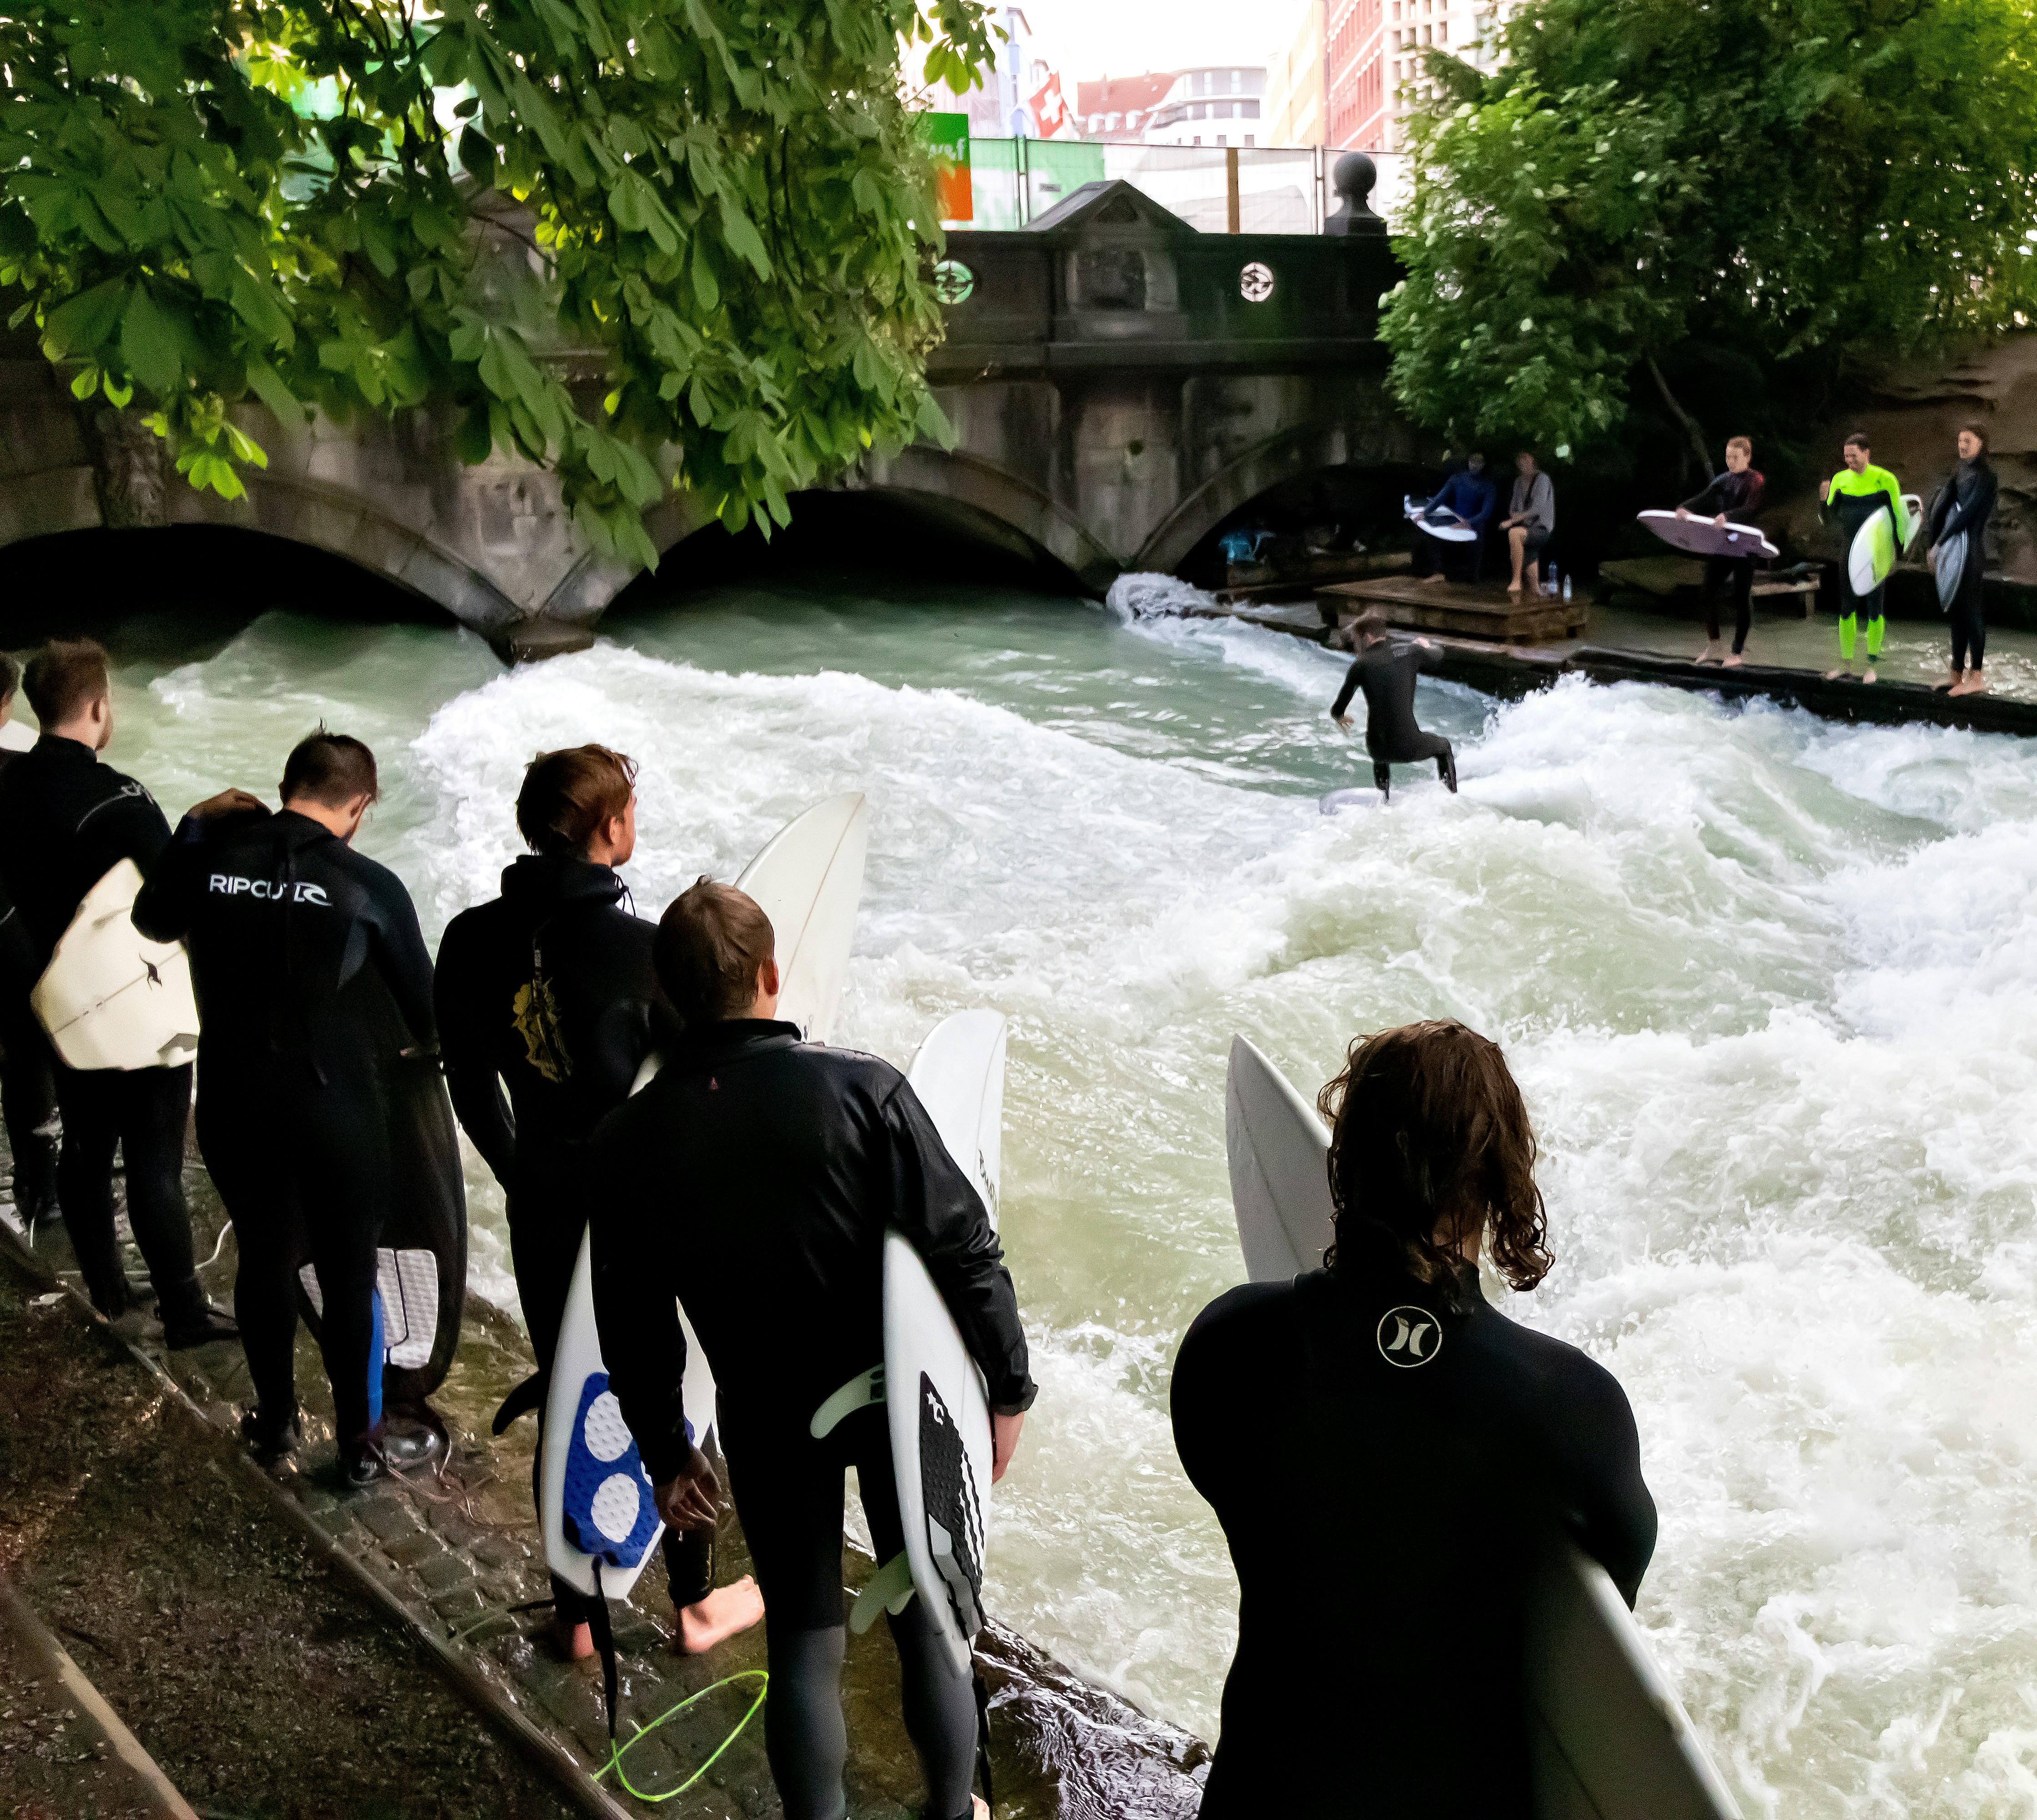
[104,580,2037,1818]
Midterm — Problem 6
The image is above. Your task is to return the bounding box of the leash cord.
[593,1669,770,1803]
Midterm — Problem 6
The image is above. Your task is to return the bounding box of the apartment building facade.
[1327,0,1507,151]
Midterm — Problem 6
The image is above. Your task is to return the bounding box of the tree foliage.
[0,0,995,565]
[1380,0,2037,461]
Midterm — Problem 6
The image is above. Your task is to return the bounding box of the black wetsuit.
[1330,639,1457,798]
[0,744,58,1225]
[134,808,436,1448]
[1930,457,1998,672]
[434,853,708,1623]
[1172,1263,1657,1817]
[590,1020,1036,1820]
[0,735,207,1325]
[1679,467,1767,654]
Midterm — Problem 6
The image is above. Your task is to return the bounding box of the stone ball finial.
[1325,152,1382,236]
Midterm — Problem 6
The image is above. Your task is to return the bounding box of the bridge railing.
[955,141,1327,234]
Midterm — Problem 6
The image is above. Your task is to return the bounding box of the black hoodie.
[433,853,669,1193]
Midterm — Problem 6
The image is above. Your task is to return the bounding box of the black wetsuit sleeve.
[1941,466,1997,542]
[366,869,438,1049]
[1553,1363,1657,1608]
[130,814,208,942]
[1415,642,1443,675]
[589,1107,692,1484]
[1676,476,1727,516]
[880,1077,1036,1416]
[1330,658,1363,720]
[432,922,516,1187]
[83,777,173,892]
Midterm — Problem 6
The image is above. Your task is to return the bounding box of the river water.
[76,574,2037,1818]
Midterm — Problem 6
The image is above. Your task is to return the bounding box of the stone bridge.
[0,176,1412,642]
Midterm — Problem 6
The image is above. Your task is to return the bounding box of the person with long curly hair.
[1171,1019,1657,1816]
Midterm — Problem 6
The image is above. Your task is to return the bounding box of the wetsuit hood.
[498,851,627,915]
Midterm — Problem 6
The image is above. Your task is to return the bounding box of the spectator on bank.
[1413,453,1497,586]
[1501,451,1555,598]
[1927,421,1999,698]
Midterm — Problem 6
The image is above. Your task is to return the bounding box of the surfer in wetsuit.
[0,639,233,1345]
[1926,421,1998,698]
[0,653,60,1234]
[1677,435,1766,667]
[435,745,764,1661]
[1819,431,1910,684]
[1330,610,1458,802]
[133,731,440,1484]
[1411,453,1496,586]
[1171,1020,1657,1817]
[590,880,1035,1820]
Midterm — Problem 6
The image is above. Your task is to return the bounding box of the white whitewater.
[102,586,2037,1818]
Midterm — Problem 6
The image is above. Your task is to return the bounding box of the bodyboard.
[1636,511,1777,562]
[32,860,200,1071]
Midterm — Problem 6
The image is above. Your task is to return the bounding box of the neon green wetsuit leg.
[1839,613,1858,661]
[1866,616,1886,659]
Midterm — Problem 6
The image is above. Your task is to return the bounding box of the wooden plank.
[1316,574,1586,643]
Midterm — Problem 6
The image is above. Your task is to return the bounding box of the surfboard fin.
[491,1372,544,1436]
[849,1551,917,1633]
[809,1364,885,1439]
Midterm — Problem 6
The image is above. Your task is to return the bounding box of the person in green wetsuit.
[1818,431,1910,683]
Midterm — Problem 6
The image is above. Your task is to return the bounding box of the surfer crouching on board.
[1678,436,1766,667]
[1331,610,1458,801]
[1819,431,1910,684]
[0,639,234,1345]
[0,652,60,1235]
[134,732,441,1484]
[1170,1021,1657,1816]
[590,880,1034,1820]
[435,746,763,1662]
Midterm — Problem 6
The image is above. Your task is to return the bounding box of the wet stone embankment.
[0,1138,1211,1819]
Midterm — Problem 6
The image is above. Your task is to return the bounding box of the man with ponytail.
[435,745,763,1659]
[1170,1020,1657,1816]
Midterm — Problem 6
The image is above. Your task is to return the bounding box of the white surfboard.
[1222,1033,1740,1820]
[1936,529,1968,610]
[1637,510,1778,561]
[1847,508,1896,597]
[543,792,870,1601]
[32,860,200,1070]
[1405,495,1478,542]
[0,719,34,753]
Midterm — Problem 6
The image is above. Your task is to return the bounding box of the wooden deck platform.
[1316,575,1588,643]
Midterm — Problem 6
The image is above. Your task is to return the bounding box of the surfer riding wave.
[1330,611,1458,802]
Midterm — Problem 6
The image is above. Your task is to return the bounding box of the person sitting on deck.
[1331,609,1458,801]
[1171,1019,1658,1818]
[1501,450,1556,597]
[1412,453,1497,586]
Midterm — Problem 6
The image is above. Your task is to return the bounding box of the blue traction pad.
[560,1371,662,1570]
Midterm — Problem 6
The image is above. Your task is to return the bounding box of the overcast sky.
[1014,0,1304,83]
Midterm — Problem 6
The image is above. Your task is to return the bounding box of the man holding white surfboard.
[591,879,1034,1820]
[0,639,231,1345]
[1676,436,1767,666]
[1819,431,1911,684]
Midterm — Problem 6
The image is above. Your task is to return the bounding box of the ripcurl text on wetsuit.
[134,807,436,1451]
[1678,466,1768,655]
[434,851,710,1626]
[1822,462,1910,666]
[590,1019,1036,1820]
[0,734,210,1327]
[1172,1261,1657,1818]
[1331,640,1457,798]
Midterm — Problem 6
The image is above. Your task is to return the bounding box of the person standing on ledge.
[1500,449,1555,598]
[1926,421,1998,698]
[1332,610,1458,802]
[1677,435,1766,667]
[0,639,233,1345]
[591,880,1034,1820]
[1171,1020,1656,1816]
[435,745,763,1662]
[1820,431,1910,684]
[0,653,60,1235]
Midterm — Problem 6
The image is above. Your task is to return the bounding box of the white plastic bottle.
[1562,572,1573,602]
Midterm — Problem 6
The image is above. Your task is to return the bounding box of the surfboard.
[31,860,201,1071]
[1901,493,1924,553]
[1222,1033,1741,1820]
[1637,511,1777,562]
[1847,507,1897,596]
[0,719,34,754]
[1319,787,1380,815]
[543,791,870,1602]
[1936,529,1968,611]
[1405,495,1478,543]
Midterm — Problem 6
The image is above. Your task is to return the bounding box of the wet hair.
[23,637,110,728]
[1726,435,1752,458]
[1843,430,1871,452]
[1316,1020,1552,1299]
[1355,608,1390,639]
[654,879,775,1024]
[0,652,19,703]
[516,745,638,857]
[281,728,380,808]
[1959,419,1990,454]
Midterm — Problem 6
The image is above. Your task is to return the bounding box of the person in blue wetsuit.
[1411,452,1497,586]
[1172,1020,1656,1817]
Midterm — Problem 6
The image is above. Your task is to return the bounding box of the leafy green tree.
[1381,0,2037,472]
[0,0,994,566]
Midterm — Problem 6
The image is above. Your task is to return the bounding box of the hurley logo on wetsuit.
[1377,1306,1441,1367]
[207,875,331,905]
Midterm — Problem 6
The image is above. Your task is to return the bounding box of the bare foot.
[1722,653,1744,668]
[1952,673,1988,697]
[675,1577,765,1653]
[1932,673,1959,693]
[1420,571,1450,586]
[1823,667,1853,680]
[1506,584,1523,597]
[1693,641,1720,665]
[1861,667,1878,684]
[974,1800,990,1820]
[556,1618,594,1662]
